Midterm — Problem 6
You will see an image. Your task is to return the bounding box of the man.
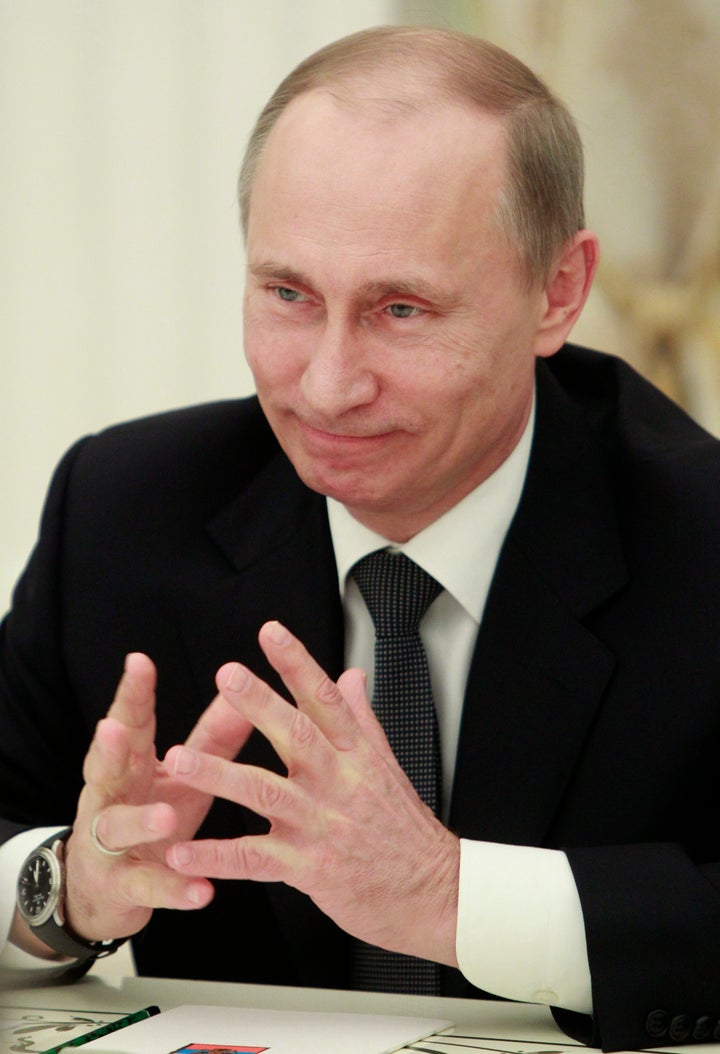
[1,25,720,1054]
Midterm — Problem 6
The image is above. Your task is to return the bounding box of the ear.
[533,230,600,359]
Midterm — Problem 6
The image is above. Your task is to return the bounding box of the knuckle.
[254,773,292,815]
[314,672,342,707]
[255,680,277,714]
[231,839,281,880]
[288,708,316,748]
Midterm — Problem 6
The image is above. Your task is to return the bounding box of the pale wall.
[0,0,392,609]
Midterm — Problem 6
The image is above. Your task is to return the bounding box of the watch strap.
[34,911,126,962]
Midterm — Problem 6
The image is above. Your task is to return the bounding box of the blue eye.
[387,303,420,319]
[275,286,305,302]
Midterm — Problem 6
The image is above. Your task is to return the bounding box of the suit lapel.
[175,446,350,986]
[177,447,344,709]
[450,360,627,845]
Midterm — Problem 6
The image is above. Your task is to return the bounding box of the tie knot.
[351,550,443,637]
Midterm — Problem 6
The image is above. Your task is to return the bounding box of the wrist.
[403,826,460,966]
[431,830,461,967]
[16,828,127,965]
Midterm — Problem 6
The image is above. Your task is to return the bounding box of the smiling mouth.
[299,420,397,443]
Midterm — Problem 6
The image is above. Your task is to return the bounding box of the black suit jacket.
[2,344,720,1051]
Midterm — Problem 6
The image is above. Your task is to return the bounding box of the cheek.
[244,318,302,393]
[242,302,263,375]
[243,294,286,374]
[419,332,530,442]
[424,333,495,405]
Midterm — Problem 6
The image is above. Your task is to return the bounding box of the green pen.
[41,1005,160,1053]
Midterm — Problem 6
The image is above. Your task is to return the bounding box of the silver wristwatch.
[17,828,126,965]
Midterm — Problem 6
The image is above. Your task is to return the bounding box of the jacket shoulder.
[71,395,275,495]
[89,395,275,469]
[546,343,720,456]
[538,344,720,573]
[39,396,283,545]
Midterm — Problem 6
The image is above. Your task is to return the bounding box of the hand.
[164,621,460,966]
[61,652,254,944]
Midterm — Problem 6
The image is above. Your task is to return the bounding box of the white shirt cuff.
[456,838,593,1014]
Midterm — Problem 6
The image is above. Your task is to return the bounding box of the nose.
[299,315,378,420]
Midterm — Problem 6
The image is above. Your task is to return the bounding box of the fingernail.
[266,620,290,646]
[185,882,205,906]
[172,747,197,776]
[226,663,249,692]
[172,844,194,868]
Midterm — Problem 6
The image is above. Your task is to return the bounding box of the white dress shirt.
[0,401,591,1011]
[327,403,593,1014]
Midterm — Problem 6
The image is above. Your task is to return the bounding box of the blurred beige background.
[2,0,719,616]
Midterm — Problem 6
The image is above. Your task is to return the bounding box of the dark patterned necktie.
[350,549,443,995]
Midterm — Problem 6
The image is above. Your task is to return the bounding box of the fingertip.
[109,654,158,722]
[259,620,291,647]
[338,667,369,707]
[124,651,153,671]
[167,842,194,871]
[214,662,234,689]
[164,744,198,777]
[93,716,129,754]
[184,879,214,908]
[215,661,249,695]
[163,743,183,770]
[145,801,177,838]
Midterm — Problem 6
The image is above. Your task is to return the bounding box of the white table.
[0,972,561,1027]
[0,974,709,1053]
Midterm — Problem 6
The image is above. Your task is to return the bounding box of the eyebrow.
[247,260,462,310]
[248,262,310,287]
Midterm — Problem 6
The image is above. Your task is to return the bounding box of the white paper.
[82,1003,452,1054]
[0,1005,130,1051]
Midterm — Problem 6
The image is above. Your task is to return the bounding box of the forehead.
[246,89,509,267]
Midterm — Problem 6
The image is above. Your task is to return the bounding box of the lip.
[298,420,397,447]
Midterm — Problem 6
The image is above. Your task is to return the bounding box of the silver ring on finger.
[89,813,128,857]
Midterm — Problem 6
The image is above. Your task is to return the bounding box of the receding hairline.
[238,25,586,287]
[239,26,549,204]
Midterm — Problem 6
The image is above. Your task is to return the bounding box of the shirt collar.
[327,395,535,623]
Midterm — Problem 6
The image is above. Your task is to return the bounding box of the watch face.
[17,847,61,928]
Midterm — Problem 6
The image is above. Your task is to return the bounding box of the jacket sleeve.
[558,843,720,1051]
[0,437,93,843]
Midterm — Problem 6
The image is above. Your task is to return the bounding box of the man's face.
[244,90,552,541]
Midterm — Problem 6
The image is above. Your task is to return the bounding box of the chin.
[295,462,382,508]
